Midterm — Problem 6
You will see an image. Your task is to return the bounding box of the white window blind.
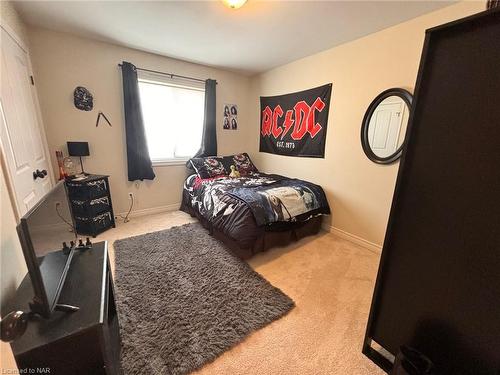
[138,72,205,164]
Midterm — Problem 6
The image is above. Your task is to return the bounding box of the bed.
[180,153,331,259]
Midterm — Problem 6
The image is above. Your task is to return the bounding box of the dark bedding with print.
[180,172,330,253]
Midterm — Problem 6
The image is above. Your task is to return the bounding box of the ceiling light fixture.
[222,0,247,9]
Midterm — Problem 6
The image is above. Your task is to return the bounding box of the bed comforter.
[183,171,329,223]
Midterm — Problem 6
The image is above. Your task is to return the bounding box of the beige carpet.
[96,210,385,375]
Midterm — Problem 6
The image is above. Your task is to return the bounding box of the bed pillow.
[224,153,259,176]
[189,156,228,179]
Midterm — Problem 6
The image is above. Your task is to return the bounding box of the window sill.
[152,159,189,167]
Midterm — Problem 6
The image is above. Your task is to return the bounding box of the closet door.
[0,27,52,215]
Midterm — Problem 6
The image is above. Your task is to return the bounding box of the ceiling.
[15,1,454,75]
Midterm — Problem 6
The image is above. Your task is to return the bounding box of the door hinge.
[30,75,35,85]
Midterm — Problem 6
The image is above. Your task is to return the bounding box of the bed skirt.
[180,194,323,259]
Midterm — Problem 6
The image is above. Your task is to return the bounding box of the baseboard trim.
[116,206,382,253]
[322,224,382,254]
[117,203,181,219]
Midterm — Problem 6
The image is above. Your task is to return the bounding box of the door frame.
[0,22,55,219]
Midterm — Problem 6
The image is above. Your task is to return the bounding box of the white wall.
[0,0,29,46]
[0,163,26,305]
[249,2,483,247]
[25,3,484,244]
[28,28,253,215]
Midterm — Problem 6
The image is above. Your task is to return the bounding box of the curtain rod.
[117,63,216,84]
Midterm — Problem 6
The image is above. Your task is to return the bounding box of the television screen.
[17,181,77,317]
[25,182,75,257]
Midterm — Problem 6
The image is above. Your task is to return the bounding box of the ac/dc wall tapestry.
[259,83,332,158]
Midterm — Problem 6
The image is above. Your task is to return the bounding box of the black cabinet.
[66,175,116,237]
[6,242,122,375]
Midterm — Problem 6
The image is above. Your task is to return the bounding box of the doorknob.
[33,169,47,180]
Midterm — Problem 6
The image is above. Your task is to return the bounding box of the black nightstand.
[65,175,116,237]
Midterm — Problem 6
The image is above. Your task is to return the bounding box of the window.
[138,73,205,164]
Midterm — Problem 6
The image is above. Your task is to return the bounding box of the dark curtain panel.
[486,0,499,9]
[121,61,155,181]
[194,79,217,157]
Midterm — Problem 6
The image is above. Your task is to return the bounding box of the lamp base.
[79,156,85,175]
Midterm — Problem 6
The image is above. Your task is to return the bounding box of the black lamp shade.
[67,142,89,157]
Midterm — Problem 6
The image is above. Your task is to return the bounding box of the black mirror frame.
[361,88,413,164]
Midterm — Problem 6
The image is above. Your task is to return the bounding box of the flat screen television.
[16,181,77,318]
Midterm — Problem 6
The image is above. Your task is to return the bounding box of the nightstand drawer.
[71,196,111,217]
[75,211,113,236]
[67,178,108,200]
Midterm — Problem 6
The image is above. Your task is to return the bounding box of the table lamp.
[67,141,90,175]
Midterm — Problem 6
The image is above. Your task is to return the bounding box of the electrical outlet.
[128,192,134,200]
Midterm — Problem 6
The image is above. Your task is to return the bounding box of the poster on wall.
[223,104,238,130]
[259,83,332,158]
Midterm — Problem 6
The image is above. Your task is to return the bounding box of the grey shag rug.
[113,223,294,375]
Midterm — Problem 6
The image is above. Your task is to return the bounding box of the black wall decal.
[73,86,93,111]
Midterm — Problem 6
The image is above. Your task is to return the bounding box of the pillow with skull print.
[224,153,259,176]
[189,157,228,179]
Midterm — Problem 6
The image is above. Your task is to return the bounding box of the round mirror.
[361,88,413,164]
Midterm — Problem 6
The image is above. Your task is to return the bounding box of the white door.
[0,27,52,216]
[368,98,407,158]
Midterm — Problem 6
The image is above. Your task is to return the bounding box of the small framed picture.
[223,104,238,130]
